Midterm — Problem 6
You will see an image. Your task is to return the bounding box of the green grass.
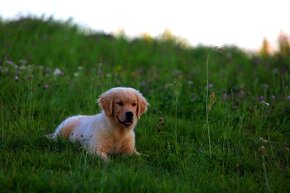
[0,17,289,193]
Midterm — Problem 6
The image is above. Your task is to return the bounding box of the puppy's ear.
[136,93,149,119]
[98,92,113,116]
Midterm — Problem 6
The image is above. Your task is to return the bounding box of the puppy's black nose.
[126,112,133,120]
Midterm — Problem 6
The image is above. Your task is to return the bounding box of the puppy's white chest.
[110,131,135,154]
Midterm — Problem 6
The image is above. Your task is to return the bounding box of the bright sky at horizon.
[1,0,289,51]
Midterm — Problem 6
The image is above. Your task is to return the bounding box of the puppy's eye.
[117,102,123,106]
[132,103,137,107]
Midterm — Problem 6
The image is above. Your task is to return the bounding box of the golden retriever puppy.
[47,87,149,161]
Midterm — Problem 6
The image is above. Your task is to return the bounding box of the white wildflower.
[53,68,64,76]
[6,60,18,68]
[259,145,266,154]
[260,101,270,106]
[259,137,268,143]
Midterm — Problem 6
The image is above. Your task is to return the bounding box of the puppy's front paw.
[134,150,149,157]
[134,151,141,156]
[96,151,109,162]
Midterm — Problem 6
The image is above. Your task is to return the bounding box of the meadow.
[0,17,289,193]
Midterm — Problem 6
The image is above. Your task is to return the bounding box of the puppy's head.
[98,87,149,129]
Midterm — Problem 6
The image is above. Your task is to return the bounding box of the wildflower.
[259,145,267,155]
[259,137,268,143]
[258,96,265,101]
[53,68,64,76]
[159,117,165,126]
[14,75,19,81]
[208,92,217,112]
[156,117,165,133]
[271,95,276,100]
[260,101,270,106]
[6,60,18,68]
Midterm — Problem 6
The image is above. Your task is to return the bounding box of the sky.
[0,0,289,51]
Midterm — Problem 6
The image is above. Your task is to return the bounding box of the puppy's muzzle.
[117,111,134,127]
[125,111,133,121]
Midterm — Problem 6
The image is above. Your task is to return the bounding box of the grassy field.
[0,17,289,193]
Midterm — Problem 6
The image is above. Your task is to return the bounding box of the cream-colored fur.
[48,87,149,161]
